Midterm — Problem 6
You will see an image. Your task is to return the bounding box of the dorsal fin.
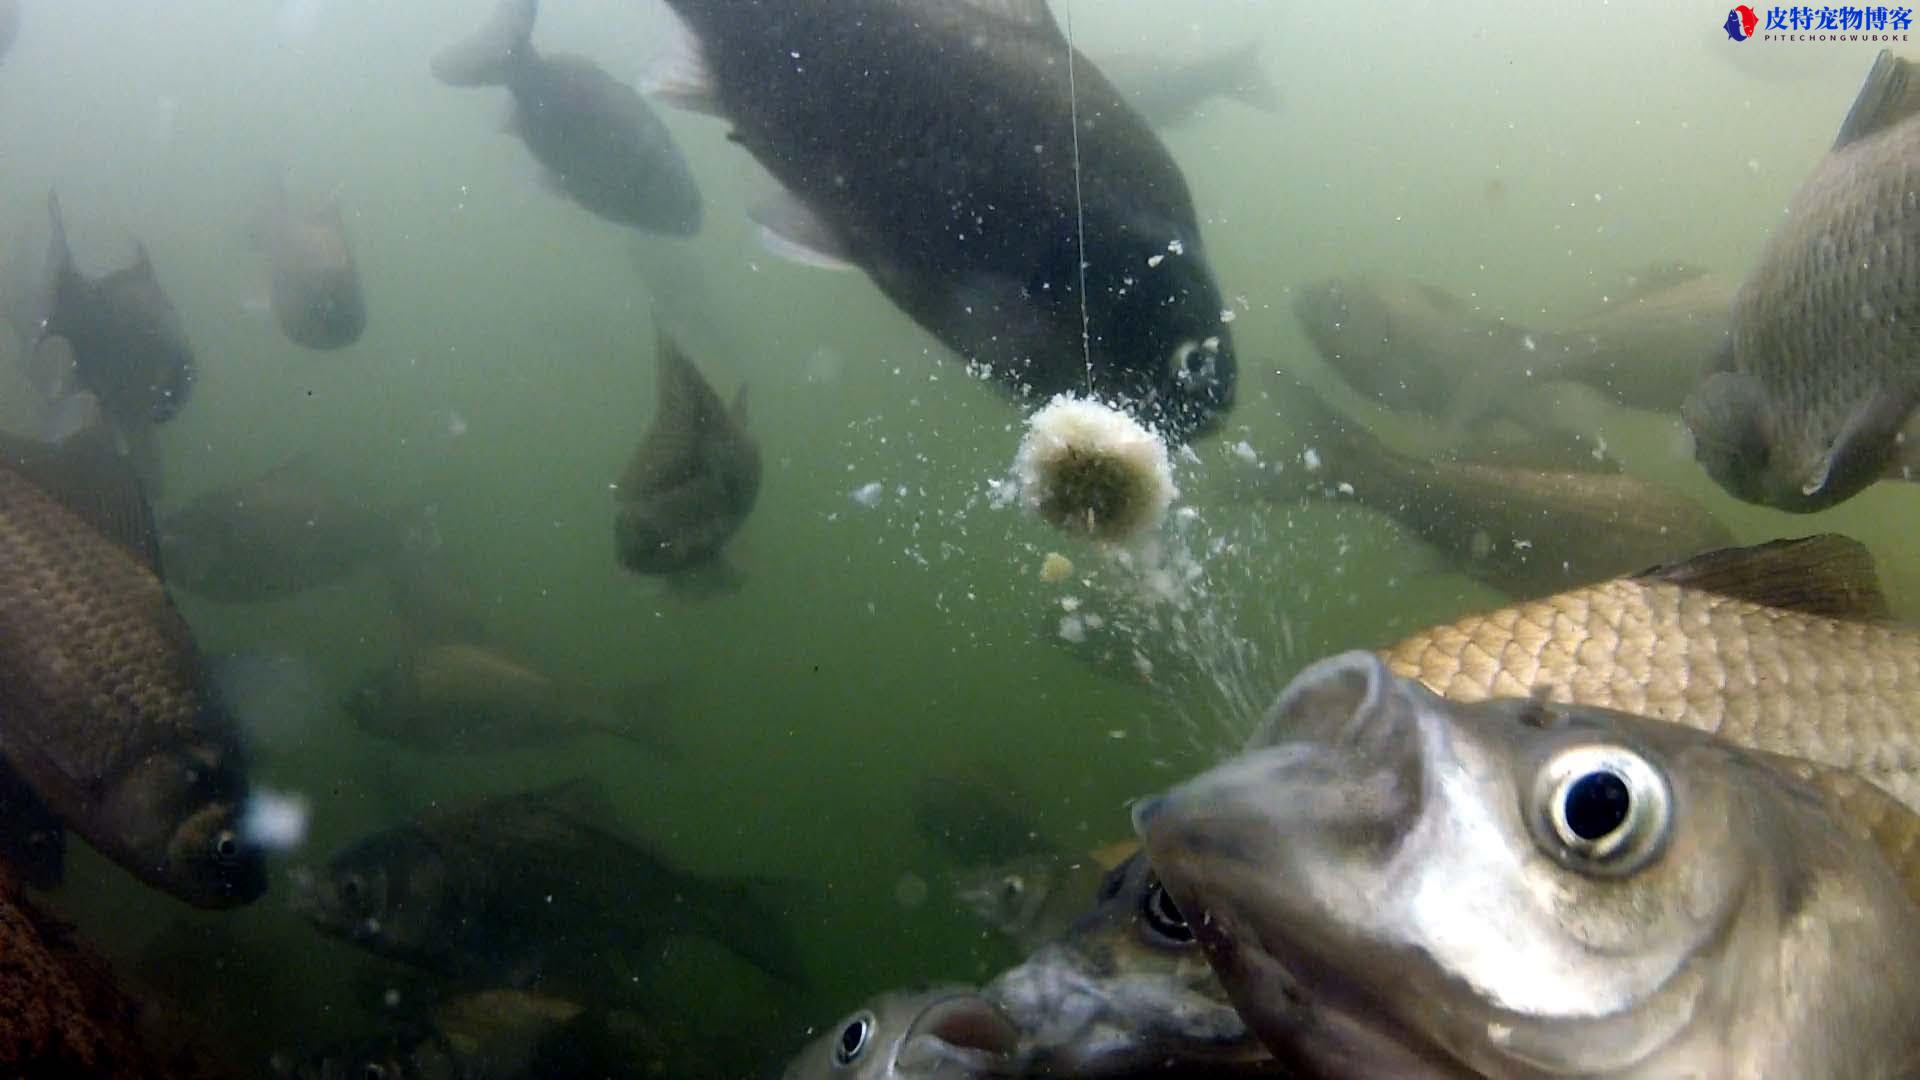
[1632,534,1887,620]
[1835,49,1920,149]
[0,424,164,572]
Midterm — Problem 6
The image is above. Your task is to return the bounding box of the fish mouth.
[894,991,1021,1073]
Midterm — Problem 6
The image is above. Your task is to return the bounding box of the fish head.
[103,258,196,422]
[94,735,267,907]
[613,497,722,573]
[1290,276,1458,414]
[293,827,451,965]
[985,850,1264,1074]
[1133,649,1844,1075]
[783,986,1020,1080]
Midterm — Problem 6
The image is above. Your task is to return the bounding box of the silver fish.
[1684,49,1920,511]
[783,987,1019,1080]
[1136,650,1920,1077]
[254,178,365,350]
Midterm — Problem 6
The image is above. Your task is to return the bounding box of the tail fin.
[684,874,810,986]
[430,0,537,87]
[1222,40,1280,112]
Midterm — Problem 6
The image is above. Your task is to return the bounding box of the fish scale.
[1383,574,1920,810]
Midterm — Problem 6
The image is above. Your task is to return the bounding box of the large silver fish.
[1684,49,1920,511]
[253,179,365,350]
[1137,650,1920,1078]
[431,0,702,235]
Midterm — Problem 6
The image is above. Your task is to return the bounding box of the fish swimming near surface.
[159,455,407,603]
[1684,49,1920,512]
[614,331,759,577]
[782,986,1020,1080]
[0,428,266,908]
[652,0,1235,441]
[344,641,672,755]
[1292,265,1732,425]
[1384,533,1920,811]
[251,178,365,350]
[985,849,1277,1077]
[1136,650,1920,1078]
[33,191,195,434]
[292,780,806,995]
[1100,40,1280,129]
[431,0,702,235]
[1253,383,1734,599]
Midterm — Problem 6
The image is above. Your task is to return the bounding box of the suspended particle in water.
[1039,551,1074,583]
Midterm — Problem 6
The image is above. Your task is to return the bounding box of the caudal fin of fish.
[430,0,536,87]
[683,873,811,986]
[1834,49,1920,149]
[584,681,677,757]
[1222,40,1280,112]
[1634,533,1889,621]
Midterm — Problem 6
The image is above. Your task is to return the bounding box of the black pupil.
[1143,880,1194,942]
[836,1017,869,1062]
[216,834,237,858]
[1564,771,1632,841]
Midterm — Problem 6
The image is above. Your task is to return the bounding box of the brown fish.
[614,331,759,576]
[345,641,670,755]
[254,179,365,350]
[1685,50,1920,512]
[1257,384,1734,598]
[0,430,265,907]
[1383,533,1920,810]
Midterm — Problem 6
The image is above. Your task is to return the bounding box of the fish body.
[986,850,1276,1076]
[1136,650,1920,1077]
[37,192,195,431]
[159,456,402,602]
[1267,384,1733,598]
[782,986,1019,1080]
[1102,41,1279,129]
[432,0,702,235]
[0,432,264,907]
[614,332,759,575]
[292,781,804,993]
[257,182,365,350]
[345,641,668,754]
[1684,49,1920,511]
[1294,268,1731,422]
[658,0,1235,440]
[1384,534,1920,810]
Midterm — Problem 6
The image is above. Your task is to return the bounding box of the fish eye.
[1530,744,1671,876]
[340,874,365,904]
[998,874,1027,904]
[832,1011,876,1067]
[210,829,241,865]
[1139,875,1195,945]
[1168,339,1217,385]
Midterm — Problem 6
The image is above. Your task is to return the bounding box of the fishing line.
[1061,0,1093,392]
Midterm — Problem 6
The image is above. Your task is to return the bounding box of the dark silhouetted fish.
[253,178,365,350]
[35,192,195,432]
[431,0,702,235]
[1102,41,1279,129]
[0,429,265,908]
[1685,49,1920,512]
[614,332,759,576]
[159,455,405,603]
[1252,384,1734,598]
[291,780,805,995]
[654,0,1235,441]
[345,641,671,755]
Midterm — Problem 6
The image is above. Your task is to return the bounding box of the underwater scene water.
[3,0,1920,1076]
